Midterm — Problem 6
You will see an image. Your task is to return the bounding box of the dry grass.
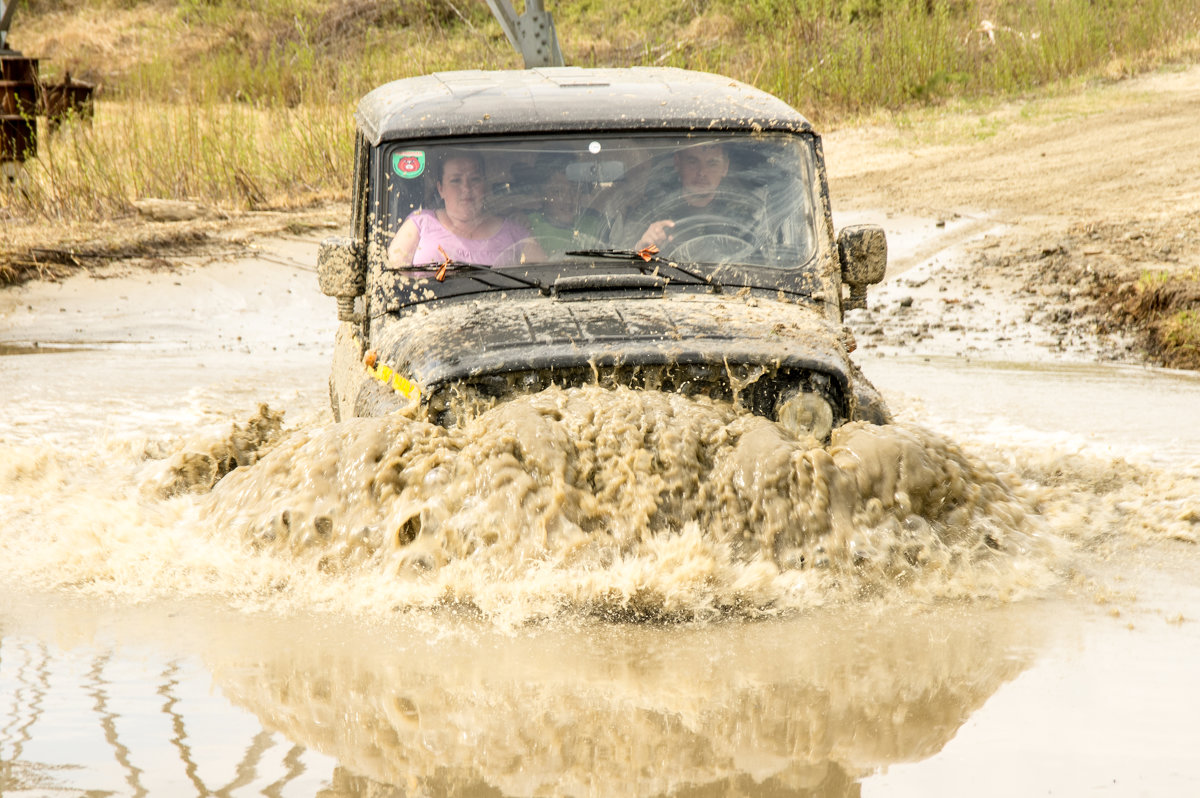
[4,0,1200,286]
[16,1,1200,113]
[2,98,352,217]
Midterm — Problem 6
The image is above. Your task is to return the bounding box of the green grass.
[1138,270,1174,291]
[1163,309,1200,344]
[3,0,1199,224]
[707,0,1200,118]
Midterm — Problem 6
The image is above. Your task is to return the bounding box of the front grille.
[426,362,846,427]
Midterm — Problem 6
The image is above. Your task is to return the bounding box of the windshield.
[375,132,819,271]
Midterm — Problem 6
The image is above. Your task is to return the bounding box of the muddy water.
[2,235,1200,796]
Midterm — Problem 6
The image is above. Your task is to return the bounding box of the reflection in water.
[320,765,860,798]
[0,610,333,796]
[0,631,50,793]
[208,606,1041,797]
[88,652,147,796]
[0,591,1051,797]
[160,660,201,796]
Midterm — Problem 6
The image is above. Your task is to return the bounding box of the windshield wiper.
[564,248,713,287]
[391,259,549,294]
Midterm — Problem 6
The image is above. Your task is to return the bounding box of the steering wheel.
[664,214,759,262]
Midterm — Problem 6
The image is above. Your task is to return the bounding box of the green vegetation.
[1159,309,1200,369]
[1137,269,1174,291]
[3,0,1199,224]
[27,0,1200,112]
[725,0,1200,114]
[1163,310,1200,347]
[1118,269,1200,370]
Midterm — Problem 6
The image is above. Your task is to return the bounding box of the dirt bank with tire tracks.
[825,63,1200,369]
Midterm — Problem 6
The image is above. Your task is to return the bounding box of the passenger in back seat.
[524,154,605,257]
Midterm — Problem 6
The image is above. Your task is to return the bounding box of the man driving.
[628,140,764,256]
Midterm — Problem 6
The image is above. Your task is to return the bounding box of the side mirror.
[317,236,364,322]
[837,224,887,311]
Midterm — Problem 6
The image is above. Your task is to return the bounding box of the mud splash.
[203,385,1052,622]
[11,381,1193,625]
[151,402,286,497]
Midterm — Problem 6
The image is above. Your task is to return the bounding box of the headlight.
[776,390,834,442]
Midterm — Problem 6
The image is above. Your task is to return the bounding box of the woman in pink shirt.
[387,152,544,269]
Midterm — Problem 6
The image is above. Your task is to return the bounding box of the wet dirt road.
[1,226,1198,796]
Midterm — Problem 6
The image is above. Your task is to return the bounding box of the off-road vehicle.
[318,67,889,439]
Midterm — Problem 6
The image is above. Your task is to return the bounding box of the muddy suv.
[318,67,889,438]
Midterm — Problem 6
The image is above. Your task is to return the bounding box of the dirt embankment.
[826,64,1200,369]
[976,217,1200,369]
[0,206,345,286]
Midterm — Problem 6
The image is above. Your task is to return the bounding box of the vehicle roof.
[356,67,813,145]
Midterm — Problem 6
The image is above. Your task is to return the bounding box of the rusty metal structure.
[1,0,38,168]
[0,54,37,164]
[0,0,14,52]
[1,0,95,177]
[485,0,564,68]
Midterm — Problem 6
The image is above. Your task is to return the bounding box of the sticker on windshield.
[393,151,426,179]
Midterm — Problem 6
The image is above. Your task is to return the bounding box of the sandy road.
[826,64,1200,228]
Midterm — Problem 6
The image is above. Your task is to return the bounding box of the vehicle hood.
[368,293,853,395]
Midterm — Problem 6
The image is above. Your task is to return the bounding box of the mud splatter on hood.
[366,293,851,410]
